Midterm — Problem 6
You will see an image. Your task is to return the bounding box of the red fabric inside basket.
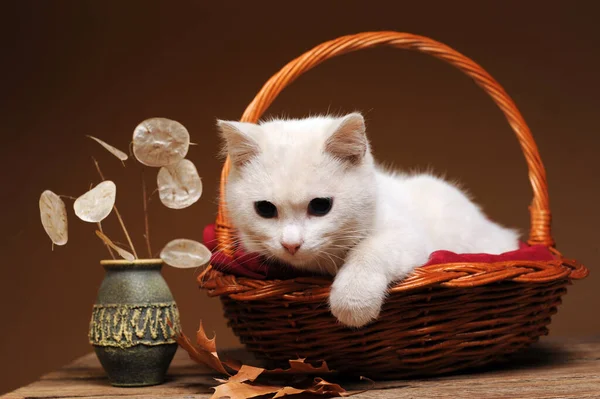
[203,224,555,280]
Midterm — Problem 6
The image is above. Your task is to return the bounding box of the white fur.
[218,113,519,328]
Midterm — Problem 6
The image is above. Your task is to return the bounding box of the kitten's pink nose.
[281,241,302,255]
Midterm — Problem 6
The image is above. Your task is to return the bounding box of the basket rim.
[198,255,588,301]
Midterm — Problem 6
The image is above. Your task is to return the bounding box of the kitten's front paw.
[329,296,381,328]
[329,272,387,328]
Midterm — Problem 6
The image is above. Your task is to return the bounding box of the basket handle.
[216,31,553,255]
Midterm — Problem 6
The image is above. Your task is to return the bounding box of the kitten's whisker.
[320,251,346,263]
[314,251,339,275]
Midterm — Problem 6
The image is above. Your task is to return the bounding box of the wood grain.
[4,338,600,399]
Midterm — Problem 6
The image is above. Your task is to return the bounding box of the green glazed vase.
[88,259,181,387]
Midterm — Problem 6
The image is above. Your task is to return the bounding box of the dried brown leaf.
[73,181,116,223]
[197,320,218,353]
[210,381,281,399]
[211,377,348,399]
[227,365,264,383]
[87,135,128,161]
[39,190,68,246]
[171,321,230,375]
[160,238,211,269]
[272,386,306,398]
[157,159,202,209]
[170,323,217,368]
[95,230,134,261]
[177,325,334,378]
[223,358,243,373]
[306,378,349,396]
[174,322,364,399]
[268,358,332,375]
[132,117,190,167]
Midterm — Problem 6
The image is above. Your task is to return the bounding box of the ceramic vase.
[88,259,180,387]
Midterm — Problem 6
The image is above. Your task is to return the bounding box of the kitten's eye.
[308,197,333,216]
[254,201,278,218]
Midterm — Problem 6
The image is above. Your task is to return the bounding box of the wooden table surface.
[4,337,600,399]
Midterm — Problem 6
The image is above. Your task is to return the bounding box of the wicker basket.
[199,31,589,379]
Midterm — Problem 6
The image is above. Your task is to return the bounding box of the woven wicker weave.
[199,31,589,378]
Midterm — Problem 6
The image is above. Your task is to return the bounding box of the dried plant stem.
[114,209,138,258]
[142,169,152,257]
[97,221,116,259]
[92,157,138,259]
[95,230,134,261]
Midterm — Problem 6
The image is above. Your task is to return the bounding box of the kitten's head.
[217,113,376,275]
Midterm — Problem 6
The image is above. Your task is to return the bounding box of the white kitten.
[218,113,519,328]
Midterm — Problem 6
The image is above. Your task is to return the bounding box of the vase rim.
[100,258,163,266]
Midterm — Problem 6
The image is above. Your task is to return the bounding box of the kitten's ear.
[217,120,261,167]
[325,113,368,165]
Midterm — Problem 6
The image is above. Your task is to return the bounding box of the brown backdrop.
[1,0,598,394]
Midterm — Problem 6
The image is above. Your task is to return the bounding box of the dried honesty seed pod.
[160,239,211,269]
[39,190,68,246]
[132,117,190,167]
[95,230,135,261]
[87,135,128,161]
[157,159,203,209]
[73,181,116,223]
